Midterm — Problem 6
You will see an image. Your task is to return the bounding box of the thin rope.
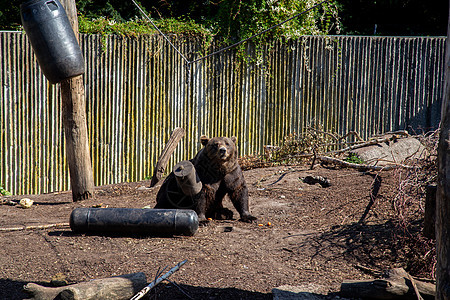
[131,0,190,64]
[131,0,329,65]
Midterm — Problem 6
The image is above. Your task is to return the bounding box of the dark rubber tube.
[20,0,85,83]
[70,208,199,236]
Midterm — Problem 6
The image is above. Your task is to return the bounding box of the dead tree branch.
[318,155,415,171]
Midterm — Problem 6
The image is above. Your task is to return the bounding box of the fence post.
[59,0,94,201]
[437,1,450,299]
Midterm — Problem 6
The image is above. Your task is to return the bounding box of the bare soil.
[0,164,427,299]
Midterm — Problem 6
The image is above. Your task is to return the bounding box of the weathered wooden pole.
[150,127,185,187]
[437,2,450,298]
[59,0,94,201]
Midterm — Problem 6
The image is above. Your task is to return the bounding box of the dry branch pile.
[239,126,426,172]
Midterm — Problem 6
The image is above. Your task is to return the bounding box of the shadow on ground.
[0,279,271,300]
[0,279,31,300]
[289,218,425,270]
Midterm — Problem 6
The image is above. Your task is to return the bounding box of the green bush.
[79,15,211,38]
[0,185,11,196]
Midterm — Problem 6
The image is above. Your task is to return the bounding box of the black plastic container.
[20,0,85,84]
[70,208,199,236]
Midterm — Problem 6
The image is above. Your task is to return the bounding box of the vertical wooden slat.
[0,32,445,195]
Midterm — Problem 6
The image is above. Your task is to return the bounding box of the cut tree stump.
[340,268,435,300]
[23,272,147,300]
[150,127,185,187]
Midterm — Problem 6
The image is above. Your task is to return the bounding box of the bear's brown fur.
[155,136,256,223]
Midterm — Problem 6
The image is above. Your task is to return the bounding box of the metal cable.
[131,0,329,65]
[131,0,190,64]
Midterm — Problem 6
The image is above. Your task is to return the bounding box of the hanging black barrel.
[70,208,199,236]
[20,0,85,84]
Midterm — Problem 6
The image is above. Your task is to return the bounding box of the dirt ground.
[0,164,428,299]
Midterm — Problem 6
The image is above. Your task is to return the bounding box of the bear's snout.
[219,146,227,156]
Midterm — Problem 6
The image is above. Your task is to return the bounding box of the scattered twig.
[306,126,339,141]
[130,259,187,300]
[358,173,382,224]
[354,264,382,276]
[0,222,70,232]
[407,272,425,300]
[310,146,318,170]
[372,130,409,138]
[338,130,364,142]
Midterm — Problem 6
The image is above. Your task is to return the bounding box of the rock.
[19,198,33,209]
[351,136,426,166]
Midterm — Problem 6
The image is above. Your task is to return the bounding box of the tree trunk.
[59,0,94,201]
[437,2,450,298]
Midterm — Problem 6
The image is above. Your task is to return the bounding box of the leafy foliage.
[344,152,365,164]
[0,185,11,196]
[78,15,210,38]
[1,0,446,36]
[0,0,22,30]
[76,0,340,42]
[209,0,341,41]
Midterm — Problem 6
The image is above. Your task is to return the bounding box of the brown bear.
[154,136,256,223]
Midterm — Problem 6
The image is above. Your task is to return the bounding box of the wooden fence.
[0,32,445,195]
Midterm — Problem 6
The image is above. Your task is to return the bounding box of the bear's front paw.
[197,213,211,226]
[199,219,211,226]
[214,208,234,220]
[239,213,257,223]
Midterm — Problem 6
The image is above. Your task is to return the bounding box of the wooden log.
[340,268,435,300]
[150,127,185,187]
[23,272,147,300]
[60,0,94,201]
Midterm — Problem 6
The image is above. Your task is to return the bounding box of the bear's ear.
[200,135,209,146]
[231,136,237,144]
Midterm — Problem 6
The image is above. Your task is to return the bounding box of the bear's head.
[200,135,238,164]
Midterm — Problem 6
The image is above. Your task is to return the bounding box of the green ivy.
[0,185,11,196]
[78,15,212,38]
[344,153,365,164]
[77,0,340,58]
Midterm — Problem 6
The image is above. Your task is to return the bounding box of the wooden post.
[423,184,437,239]
[150,127,185,187]
[437,2,450,298]
[59,0,94,201]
